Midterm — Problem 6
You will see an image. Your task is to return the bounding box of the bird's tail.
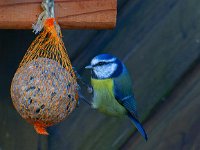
[128,113,148,141]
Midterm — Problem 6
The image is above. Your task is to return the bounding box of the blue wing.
[113,67,138,118]
[113,67,148,141]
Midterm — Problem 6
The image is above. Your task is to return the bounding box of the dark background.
[0,0,200,149]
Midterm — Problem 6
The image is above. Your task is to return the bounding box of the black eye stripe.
[94,61,108,67]
[98,62,106,65]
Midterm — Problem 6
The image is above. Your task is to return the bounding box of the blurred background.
[0,0,200,149]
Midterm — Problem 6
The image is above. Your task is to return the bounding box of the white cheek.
[94,63,117,79]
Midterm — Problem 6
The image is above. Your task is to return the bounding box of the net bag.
[10,17,78,135]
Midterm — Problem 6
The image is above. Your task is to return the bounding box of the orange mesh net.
[19,18,75,79]
[11,18,78,135]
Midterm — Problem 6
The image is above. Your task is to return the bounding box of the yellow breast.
[91,78,127,116]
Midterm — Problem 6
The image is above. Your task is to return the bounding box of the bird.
[85,54,148,141]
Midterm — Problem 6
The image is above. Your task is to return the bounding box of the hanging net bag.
[10,0,78,135]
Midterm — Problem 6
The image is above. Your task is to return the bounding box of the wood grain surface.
[0,0,117,29]
[122,59,200,150]
[49,0,200,149]
[0,0,200,149]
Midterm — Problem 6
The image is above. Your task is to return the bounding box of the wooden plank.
[0,0,117,29]
[48,0,200,149]
[1,0,200,150]
[0,100,48,150]
[122,60,200,150]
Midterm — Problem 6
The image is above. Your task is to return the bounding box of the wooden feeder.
[0,0,117,29]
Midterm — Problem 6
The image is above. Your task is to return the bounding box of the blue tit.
[85,54,148,141]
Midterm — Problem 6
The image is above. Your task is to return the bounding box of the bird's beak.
[85,65,93,69]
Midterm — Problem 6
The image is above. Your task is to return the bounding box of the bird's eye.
[98,62,104,66]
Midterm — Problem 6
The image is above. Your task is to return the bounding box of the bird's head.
[85,54,123,79]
